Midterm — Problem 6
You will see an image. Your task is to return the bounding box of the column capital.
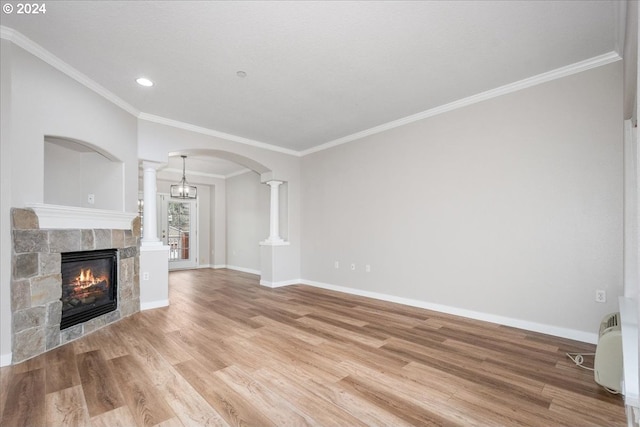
[141,160,165,171]
[264,180,284,187]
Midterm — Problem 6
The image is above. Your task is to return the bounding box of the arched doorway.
[155,150,275,273]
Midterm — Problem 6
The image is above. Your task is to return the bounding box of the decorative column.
[140,161,170,310]
[141,162,162,246]
[261,180,288,245]
[259,178,290,288]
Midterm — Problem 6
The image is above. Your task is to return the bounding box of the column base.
[141,239,164,247]
[259,238,290,246]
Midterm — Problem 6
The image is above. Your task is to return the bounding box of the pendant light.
[170,155,197,199]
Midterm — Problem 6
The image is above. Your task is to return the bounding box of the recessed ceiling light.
[136,77,154,87]
[236,71,247,78]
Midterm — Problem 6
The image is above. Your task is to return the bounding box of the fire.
[62,266,110,306]
[78,268,95,283]
[72,268,108,292]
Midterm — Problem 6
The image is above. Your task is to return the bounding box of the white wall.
[44,142,82,206]
[140,246,170,310]
[211,182,226,268]
[0,41,138,363]
[625,121,639,299]
[301,62,624,340]
[226,171,269,272]
[8,44,138,211]
[1,39,13,366]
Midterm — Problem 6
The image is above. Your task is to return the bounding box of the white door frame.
[158,193,198,270]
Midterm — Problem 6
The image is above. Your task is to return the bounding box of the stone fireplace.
[10,207,140,363]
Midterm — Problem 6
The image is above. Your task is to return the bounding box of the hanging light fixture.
[170,155,197,199]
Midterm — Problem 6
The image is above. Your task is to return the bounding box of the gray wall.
[226,171,269,272]
[301,62,624,337]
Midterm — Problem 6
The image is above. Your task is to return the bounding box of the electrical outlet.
[350,263,356,271]
[143,272,150,281]
[334,261,339,269]
[595,289,606,303]
[365,264,371,273]
[87,193,95,204]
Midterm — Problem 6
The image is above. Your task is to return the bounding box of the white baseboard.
[227,265,261,275]
[140,299,169,311]
[212,264,227,269]
[196,264,213,269]
[300,279,598,344]
[0,352,12,367]
[260,278,301,288]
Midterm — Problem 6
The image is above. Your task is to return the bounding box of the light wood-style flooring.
[0,268,627,426]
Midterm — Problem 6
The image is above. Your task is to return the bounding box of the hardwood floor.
[0,268,627,426]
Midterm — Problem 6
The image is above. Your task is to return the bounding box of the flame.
[78,268,95,283]
[71,268,109,294]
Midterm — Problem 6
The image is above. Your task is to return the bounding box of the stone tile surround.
[10,208,141,364]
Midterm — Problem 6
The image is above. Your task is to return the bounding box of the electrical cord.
[565,352,620,395]
[566,352,594,371]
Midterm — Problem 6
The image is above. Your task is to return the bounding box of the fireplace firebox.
[60,249,118,329]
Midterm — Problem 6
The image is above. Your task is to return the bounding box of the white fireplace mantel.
[26,203,138,230]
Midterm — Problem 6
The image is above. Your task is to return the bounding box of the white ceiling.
[1,1,623,158]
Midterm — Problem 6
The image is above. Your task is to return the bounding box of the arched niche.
[44,136,125,210]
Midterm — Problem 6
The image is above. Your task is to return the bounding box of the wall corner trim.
[0,352,12,367]
[260,278,301,288]
[226,265,262,276]
[140,300,169,311]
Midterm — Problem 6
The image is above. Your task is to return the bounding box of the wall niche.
[44,136,124,211]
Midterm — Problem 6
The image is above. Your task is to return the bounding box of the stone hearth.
[10,208,140,363]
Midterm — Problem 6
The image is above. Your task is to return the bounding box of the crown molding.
[613,0,627,56]
[1,25,622,159]
[1,26,299,158]
[301,51,622,156]
[0,26,140,117]
[138,113,301,157]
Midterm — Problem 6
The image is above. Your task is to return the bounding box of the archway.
[167,148,271,177]
[149,147,287,276]
[152,150,267,274]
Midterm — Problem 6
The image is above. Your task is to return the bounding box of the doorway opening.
[159,194,198,270]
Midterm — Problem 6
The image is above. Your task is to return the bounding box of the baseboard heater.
[594,312,623,393]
